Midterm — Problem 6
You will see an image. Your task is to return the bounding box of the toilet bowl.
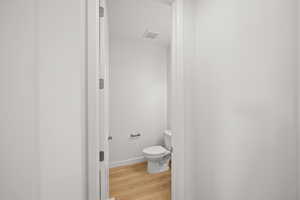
[143,130,172,174]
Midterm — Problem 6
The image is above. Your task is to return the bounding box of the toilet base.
[147,158,170,174]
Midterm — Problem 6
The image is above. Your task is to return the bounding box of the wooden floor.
[109,162,171,200]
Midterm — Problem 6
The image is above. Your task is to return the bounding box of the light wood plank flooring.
[109,162,171,200]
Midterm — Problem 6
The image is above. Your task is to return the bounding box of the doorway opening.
[108,0,172,199]
[86,0,184,199]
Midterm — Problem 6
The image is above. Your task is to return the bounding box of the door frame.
[86,0,100,198]
[170,0,185,199]
[86,0,109,199]
[86,0,184,199]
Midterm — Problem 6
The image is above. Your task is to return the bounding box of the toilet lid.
[143,146,167,156]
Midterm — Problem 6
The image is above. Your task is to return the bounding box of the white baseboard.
[110,156,145,168]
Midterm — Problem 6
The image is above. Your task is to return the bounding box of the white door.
[87,0,109,199]
[99,0,109,199]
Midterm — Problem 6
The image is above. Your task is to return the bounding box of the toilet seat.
[143,146,168,157]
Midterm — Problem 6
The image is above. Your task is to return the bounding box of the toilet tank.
[164,130,172,150]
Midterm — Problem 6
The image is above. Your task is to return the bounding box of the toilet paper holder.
[130,133,141,138]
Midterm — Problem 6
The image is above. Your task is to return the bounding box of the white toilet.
[143,130,172,174]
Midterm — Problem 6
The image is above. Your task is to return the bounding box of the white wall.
[184,0,298,199]
[298,0,300,198]
[0,1,39,199]
[0,0,87,200]
[37,0,86,199]
[109,37,168,166]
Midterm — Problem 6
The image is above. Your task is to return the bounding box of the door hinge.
[99,151,104,162]
[99,78,104,90]
[99,6,104,18]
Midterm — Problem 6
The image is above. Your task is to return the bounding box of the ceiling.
[107,0,172,46]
